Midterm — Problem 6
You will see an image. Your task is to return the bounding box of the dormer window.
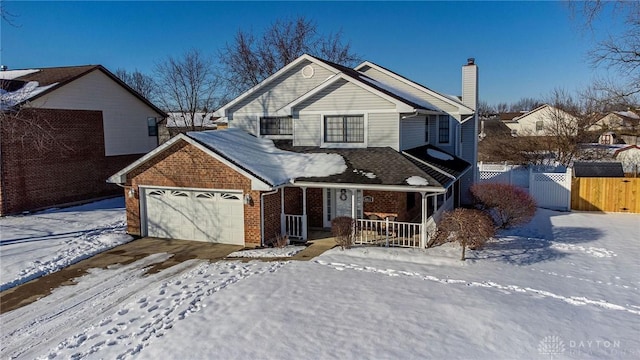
[260,116,293,136]
[324,115,364,143]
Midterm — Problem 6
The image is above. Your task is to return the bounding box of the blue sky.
[0,1,619,105]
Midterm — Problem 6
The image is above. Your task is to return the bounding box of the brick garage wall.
[0,108,139,216]
[125,139,265,246]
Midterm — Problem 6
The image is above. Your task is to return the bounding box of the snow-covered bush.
[432,208,495,260]
[470,183,536,229]
[331,216,354,250]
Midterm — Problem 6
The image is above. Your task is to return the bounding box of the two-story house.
[108,54,479,248]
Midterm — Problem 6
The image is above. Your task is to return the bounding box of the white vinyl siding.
[293,113,321,146]
[295,79,395,112]
[358,65,460,115]
[28,70,161,156]
[400,116,427,150]
[229,60,337,116]
[368,113,399,149]
[460,118,477,167]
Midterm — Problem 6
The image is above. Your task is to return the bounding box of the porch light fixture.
[128,187,136,198]
[244,194,253,205]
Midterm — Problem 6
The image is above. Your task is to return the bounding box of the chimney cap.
[467,58,475,65]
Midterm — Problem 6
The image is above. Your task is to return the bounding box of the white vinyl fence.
[478,163,572,211]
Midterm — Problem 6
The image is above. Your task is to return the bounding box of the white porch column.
[280,188,286,236]
[420,192,427,248]
[301,187,308,240]
[351,189,357,219]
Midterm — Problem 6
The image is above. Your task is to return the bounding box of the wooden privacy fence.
[571,177,640,213]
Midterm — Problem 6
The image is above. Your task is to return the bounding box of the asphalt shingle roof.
[403,145,471,187]
[573,162,625,178]
[274,143,445,188]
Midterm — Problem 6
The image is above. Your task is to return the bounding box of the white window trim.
[258,115,294,139]
[437,115,451,145]
[320,111,368,148]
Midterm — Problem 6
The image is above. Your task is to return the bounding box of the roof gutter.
[289,180,445,193]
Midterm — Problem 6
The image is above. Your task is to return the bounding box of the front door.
[323,188,363,227]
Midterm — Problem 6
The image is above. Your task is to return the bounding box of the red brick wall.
[262,191,281,245]
[363,190,419,222]
[125,139,264,246]
[307,188,324,227]
[0,108,141,215]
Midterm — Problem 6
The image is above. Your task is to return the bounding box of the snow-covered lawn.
[0,198,132,291]
[1,208,639,359]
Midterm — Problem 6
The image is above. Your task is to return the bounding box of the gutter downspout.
[260,188,279,247]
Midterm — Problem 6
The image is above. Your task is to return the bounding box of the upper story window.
[324,115,364,143]
[438,115,450,143]
[535,120,544,132]
[147,117,158,136]
[260,116,293,136]
[426,115,435,143]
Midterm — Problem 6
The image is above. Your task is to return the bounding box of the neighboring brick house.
[109,54,478,247]
[0,65,166,215]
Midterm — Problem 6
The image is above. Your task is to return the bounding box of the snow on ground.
[228,245,306,258]
[1,208,639,359]
[0,197,132,291]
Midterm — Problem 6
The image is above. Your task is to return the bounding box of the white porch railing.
[282,214,307,240]
[355,218,423,248]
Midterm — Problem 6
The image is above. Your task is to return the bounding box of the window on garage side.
[147,117,158,136]
[260,116,293,135]
[324,115,364,143]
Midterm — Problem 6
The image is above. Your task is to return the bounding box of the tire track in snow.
[1,253,176,359]
[315,260,640,316]
[39,260,286,360]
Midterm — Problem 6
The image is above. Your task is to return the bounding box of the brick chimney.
[462,58,478,111]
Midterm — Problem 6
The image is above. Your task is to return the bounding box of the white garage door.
[143,188,245,245]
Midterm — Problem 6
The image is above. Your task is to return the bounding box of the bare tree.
[431,208,495,261]
[220,16,360,95]
[510,97,543,112]
[115,68,157,102]
[154,49,223,131]
[570,1,640,101]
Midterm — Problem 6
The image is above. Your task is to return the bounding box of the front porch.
[276,185,455,249]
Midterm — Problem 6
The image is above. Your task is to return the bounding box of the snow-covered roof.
[166,112,219,128]
[1,81,58,110]
[0,69,40,80]
[188,129,347,187]
[614,111,639,120]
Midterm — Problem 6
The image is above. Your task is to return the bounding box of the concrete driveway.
[0,238,242,313]
[1,237,337,313]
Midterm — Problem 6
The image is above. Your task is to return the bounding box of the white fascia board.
[107,133,272,191]
[290,180,446,193]
[356,61,475,114]
[215,54,340,117]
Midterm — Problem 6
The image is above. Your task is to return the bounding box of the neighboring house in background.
[158,112,220,144]
[614,145,640,174]
[0,65,166,215]
[109,54,479,247]
[588,111,640,133]
[504,104,577,136]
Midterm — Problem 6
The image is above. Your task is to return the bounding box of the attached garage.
[141,187,245,245]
